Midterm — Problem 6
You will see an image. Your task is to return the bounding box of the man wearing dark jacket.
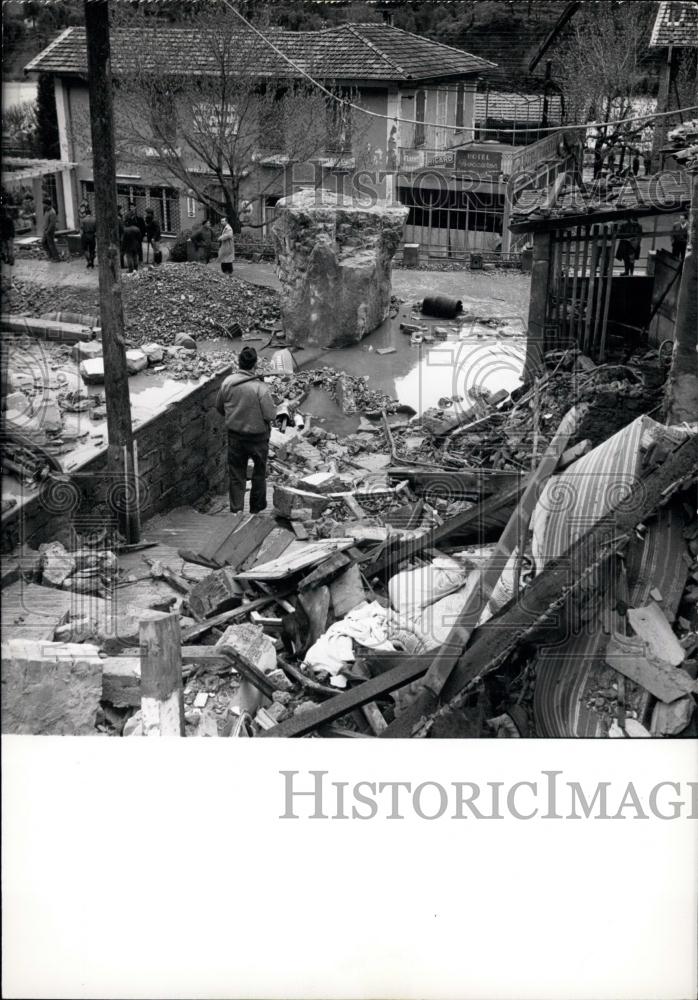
[216,346,277,513]
[144,208,162,263]
[122,221,142,272]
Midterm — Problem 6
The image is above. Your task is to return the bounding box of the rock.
[40,541,76,588]
[266,667,294,692]
[4,391,31,415]
[271,190,408,348]
[141,342,165,363]
[352,453,391,473]
[9,371,34,392]
[125,349,148,374]
[79,358,105,384]
[294,699,318,716]
[174,333,197,350]
[1,639,102,735]
[216,623,277,674]
[71,340,103,363]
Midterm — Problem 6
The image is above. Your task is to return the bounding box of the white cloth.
[304,600,395,676]
[388,555,467,617]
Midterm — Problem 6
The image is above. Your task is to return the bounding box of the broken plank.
[197,512,246,562]
[140,613,185,736]
[180,589,294,642]
[235,539,355,581]
[387,467,521,497]
[216,515,276,569]
[244,527,295,571]
[364,479,525,580]
[605,633,697,703]
[298,552,352,592]
[259,656,432,737]
[218,645,277,699]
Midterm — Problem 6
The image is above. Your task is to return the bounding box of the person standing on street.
[216,346,277,513]
[671,213,689,261]
[1,205,15,267]
[122,219,142,272]
[217,218,235,274]
[124,204,145,263]
[616,216,643,276]
[80,209,97,268]
[144,208,162,264]
[190,219,213,263]
[42,200,60,261]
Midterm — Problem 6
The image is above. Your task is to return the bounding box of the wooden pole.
[140,614,185,736]
[84,0,140,543]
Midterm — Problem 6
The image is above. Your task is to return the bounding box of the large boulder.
[272,191,407,349]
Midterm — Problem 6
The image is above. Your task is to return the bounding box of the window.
[82,181,180,234]
[192,102,239,135]
[414,90,426,147]
[456,82,466,129]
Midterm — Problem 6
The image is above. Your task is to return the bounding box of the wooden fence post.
[140,614,185,736]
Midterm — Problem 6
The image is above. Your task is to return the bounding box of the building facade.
[26,21,575,253]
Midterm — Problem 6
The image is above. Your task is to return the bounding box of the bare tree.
[556,2,656,176]
[72,4,369,231]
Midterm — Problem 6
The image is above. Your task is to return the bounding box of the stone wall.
[1,367,232,552]
[272,191,407,349]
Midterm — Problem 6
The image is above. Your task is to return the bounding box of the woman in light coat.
[218,219,235,275]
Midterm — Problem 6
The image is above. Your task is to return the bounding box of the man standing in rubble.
[216,346,277,513]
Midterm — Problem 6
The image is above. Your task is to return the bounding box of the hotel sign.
[400,149,426,171]
[455,148,503,175]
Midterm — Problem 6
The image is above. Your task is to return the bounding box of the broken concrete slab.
[650,695,695,735]
[1,639,102,734]
[273,484,330,520]
[605,633,697,703]
[627,603,686,666]
[79,357,105,384]
[71,340,103,364]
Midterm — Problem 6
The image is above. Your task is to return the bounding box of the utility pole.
[84,0,140,543]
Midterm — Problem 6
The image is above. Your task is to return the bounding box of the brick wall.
[1,366,233,552]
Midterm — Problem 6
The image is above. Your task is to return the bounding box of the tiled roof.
[25,22,494,81]
[650,1,698,47]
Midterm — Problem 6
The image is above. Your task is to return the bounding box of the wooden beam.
[384,434,698,737]
[258,656,432,737]
[84,0,140,543]
[364,479,525,581]
[139,614,185,736]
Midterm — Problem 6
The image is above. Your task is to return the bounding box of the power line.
[221,0,698,138]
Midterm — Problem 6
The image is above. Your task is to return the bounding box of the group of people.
[115,203,163,272]
[187,217,236,274]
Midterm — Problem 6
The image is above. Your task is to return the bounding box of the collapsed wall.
[272,190,408,349]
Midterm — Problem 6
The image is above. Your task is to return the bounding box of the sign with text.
[400,149,426,171]
[455,148,503,175]
[426,149,456,168]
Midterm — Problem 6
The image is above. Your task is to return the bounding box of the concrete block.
[125,349,148,374]
[273,484,330,519]
[71,340,103,364]
[40,541,76,588]
[79,358,105,384]
[141,342,165,364]
[1,639,103,735]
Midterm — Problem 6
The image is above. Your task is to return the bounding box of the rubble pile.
[6,265,282,347]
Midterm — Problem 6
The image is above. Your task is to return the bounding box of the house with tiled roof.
[24,23,492,234]
[24,19,576,256]
[648,1,698,167]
